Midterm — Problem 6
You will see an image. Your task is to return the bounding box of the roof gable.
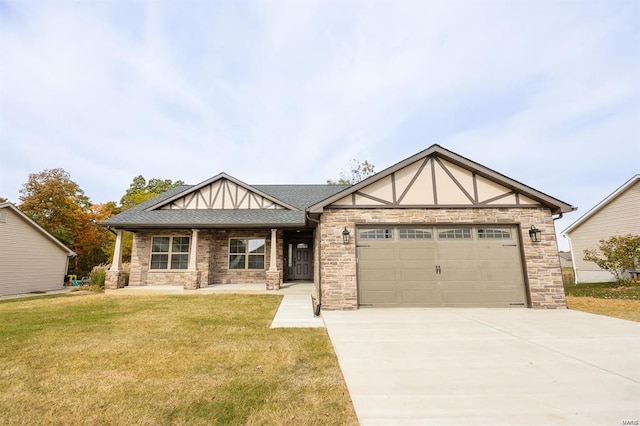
[0,203,75,256]
[563,174,640,235]
[309,145,575,215]
[147,173,298,211]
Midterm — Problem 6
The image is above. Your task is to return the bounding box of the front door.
[291,243,312,280]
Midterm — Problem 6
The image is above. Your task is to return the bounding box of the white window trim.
[228,237,266,270]
[149,235,191,270]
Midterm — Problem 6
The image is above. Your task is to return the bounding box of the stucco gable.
[310,145,575,214]
[147,173,298,211]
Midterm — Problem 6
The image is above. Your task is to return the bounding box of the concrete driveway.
[322,309,640,425]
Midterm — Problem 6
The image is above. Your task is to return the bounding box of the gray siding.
[568,180,640,283]
[0,209,69,295]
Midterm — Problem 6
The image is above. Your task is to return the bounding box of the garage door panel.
[400,269,437,281]
[482,270,522,281]
[359,248,395,261]
[438,246,475,260]
[401,290,441,305]
[398,247,435,260]
[360,270,396,283]
[361,290,399,305]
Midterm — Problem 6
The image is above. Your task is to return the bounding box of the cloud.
[0,0,638,249]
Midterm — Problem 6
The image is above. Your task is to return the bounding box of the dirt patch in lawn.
[566,296,640,322]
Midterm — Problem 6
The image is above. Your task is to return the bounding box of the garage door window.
[399,229,432,239]
[477,228,511,239]
[360,229,393,239]
[438,228,472,239]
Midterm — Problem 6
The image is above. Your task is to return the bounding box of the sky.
[0,0,638,251]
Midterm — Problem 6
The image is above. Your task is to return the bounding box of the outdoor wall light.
[342,227,351,244]
[529,225,542,243]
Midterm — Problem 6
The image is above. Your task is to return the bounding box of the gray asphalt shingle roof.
[101,183,349,228]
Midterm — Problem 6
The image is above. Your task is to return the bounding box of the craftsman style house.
[103,145,575,310]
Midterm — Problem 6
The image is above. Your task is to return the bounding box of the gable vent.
[0,212,7,223]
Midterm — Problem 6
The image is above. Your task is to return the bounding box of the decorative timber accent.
[159,178,288,210]
[329,156,541,209]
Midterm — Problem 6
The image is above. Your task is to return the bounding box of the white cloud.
[1,0,638,249]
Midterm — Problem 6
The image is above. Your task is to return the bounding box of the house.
[563,175,640,283]
[102,145,575,309]
[0,203,75,296]
[558,251,573,269]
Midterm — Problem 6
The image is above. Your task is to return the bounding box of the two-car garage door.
[357,225,528,308]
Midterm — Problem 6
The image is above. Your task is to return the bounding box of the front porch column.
[188,229,199,270]
[184,229,201,290]
[105,229,126,289]
[110,229,124,272]
[266,228,280,290]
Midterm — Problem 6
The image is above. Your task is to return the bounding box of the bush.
[86,263,130,290]
[583,234,640,284]
[89,264,110,289]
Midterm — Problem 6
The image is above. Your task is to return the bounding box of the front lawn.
[0,294,357,425]
[563,281,640,300]
[564,281,640,322]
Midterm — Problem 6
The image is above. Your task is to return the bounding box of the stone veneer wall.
[129,229,283,287]
[319,207,565,310]
[208,229,283,285]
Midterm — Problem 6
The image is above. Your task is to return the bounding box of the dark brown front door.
[292,243,312,280]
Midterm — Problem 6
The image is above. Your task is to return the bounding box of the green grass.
[0,294,357,425]
[563,281,640,300]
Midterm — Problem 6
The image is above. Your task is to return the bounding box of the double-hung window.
[150,236,190,270]
[229,238,265,270]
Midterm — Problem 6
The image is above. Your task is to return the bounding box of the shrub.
[583,235,640,284]
[89,264,110,289]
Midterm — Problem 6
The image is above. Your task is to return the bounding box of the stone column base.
[183,271,202,290]
[105,270,127,289]
[266,270,281,290]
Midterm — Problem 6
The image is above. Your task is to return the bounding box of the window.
[477,228,511,239]
[399,229,432,239]
[150,236,190,270]
[438,228,472,240]
[359,229,393,240]
[229,238,265,270]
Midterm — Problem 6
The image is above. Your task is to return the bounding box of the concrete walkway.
[270,294,324,328]
[323,308,640,425]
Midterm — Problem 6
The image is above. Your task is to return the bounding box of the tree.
[120,176,185,210]
[19,168,91,246]
[327,159,376,185]
[583,235,640,284]
[18,168,114,276]
[0,197,7,203]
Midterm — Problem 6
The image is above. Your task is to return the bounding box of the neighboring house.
[0,203,75,296]
[563,175,640,283]
[558,251,573,269]
[102,145,575,309]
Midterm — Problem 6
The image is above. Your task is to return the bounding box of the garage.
[357,225,528,307]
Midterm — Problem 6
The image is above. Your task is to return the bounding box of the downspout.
[306,212,322,316]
